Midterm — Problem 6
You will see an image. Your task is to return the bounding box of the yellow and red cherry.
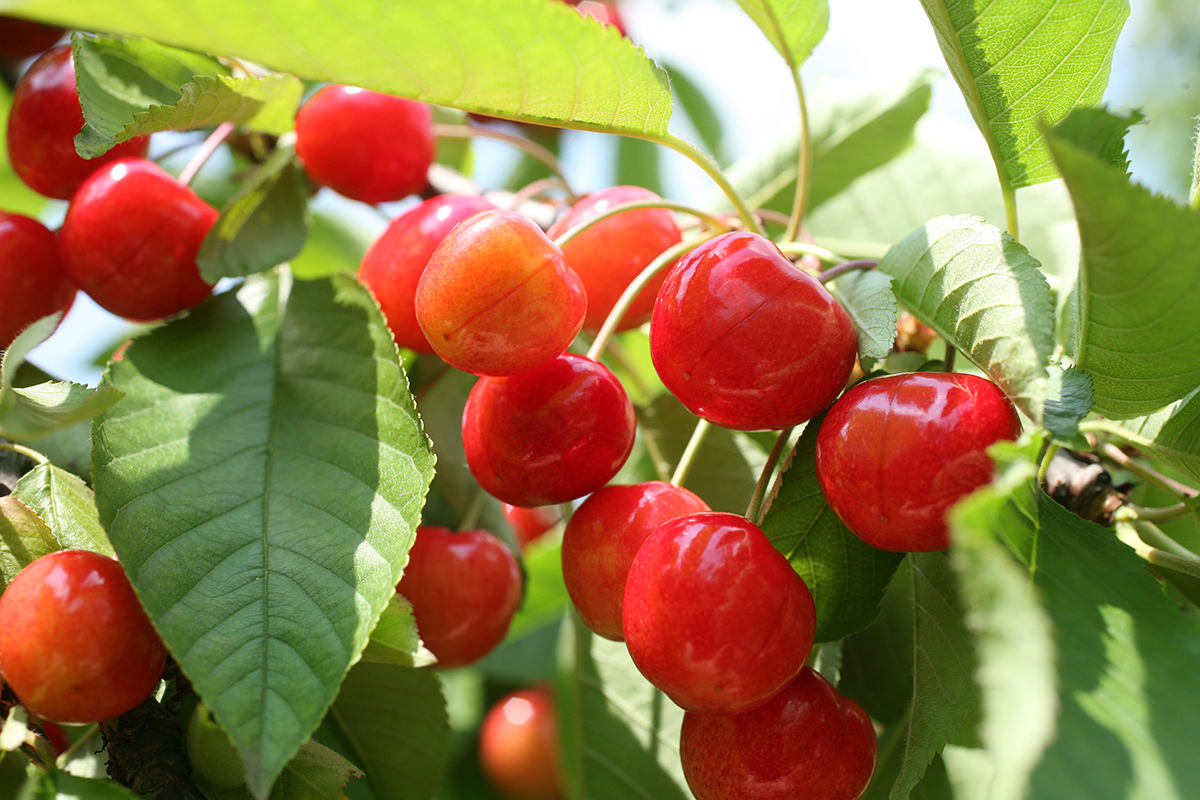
[478,687,564,800]
[416,209,586,376]
[622,512,816,714]
[295,85,434,205]
[0,212,76,348]
[561,482,709,641]
[359,194,497,354]
[546,185,681,332]
[0,549,167,724]
[396,526,522,670]
[462,353,635,507]
[6,44,150,200]
[650,231,858,431]
[680,667,877,800]
[57,158,217,320]
[815,371,1022,552]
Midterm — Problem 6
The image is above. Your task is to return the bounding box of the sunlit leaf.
[827,269,897,361]
[1115,386,1200,485]
[361,595,437,669]
[13,462,112,556]
[734,0,828,67]
[0,496,58,591]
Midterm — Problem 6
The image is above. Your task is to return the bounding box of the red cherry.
[294,85,434,205]
[622,512,816,714]
[575,1,627,35]
[0,212,75,348]
[478,687,564,800]
[546,185,680,332]
[462,353,636,507]
[396,526,522,669]
[815,371,1022,552]
[503,504,562,550]
[650,231,858,431]
[0,550,167,724]
[58,158,217,320]
[6,44,150,200]
[359,194,497,353]
[416,209,586,376]
[561,482,709,641]
[0,16,64,64]
[680,667,877,800]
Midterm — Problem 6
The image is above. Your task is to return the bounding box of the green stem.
[775,241,846,265]
[1095,440,1200,503]
[639,131,764,235]
[435,123,573,192]
[1002,184,1020,243]
[509,176,577,207]
[671,419,711,487]
[816,259,877,285]
[811,236,892,260]
[1146,548,1200,581]
[0,442,48,465]
[554,200,731,251]
[1036,442,1060,488]
[746,427,794,524]
[783,68,812,244]
[1127,502,1193,524]
[1129,518,1200,559]
[457,486,487,532]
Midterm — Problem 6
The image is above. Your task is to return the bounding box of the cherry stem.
[1116,518,1200,579]
[754,208,793,228]
[1093,437,1200,504]
[776,241,846,265]
[1036,442,1061,488]
[746,427,795,524]
[1126,516,1200,559]
[0,441,48,465]
[942,346,957,373]
[458,486,487,533]
[816,259,878,285]
[509,176,577,208]
[435,124,574,194]
[177,121,236,187]
[1126,502,1193,524]
[671,419,712,487]
[783,66,812,244]
[638,131,764,236]
[811,235,892,260]
[553,199,731,251]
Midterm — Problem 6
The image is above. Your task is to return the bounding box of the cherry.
[478,687,564,800]
[546,185,680,332]
[294,85,434,205]
[0,16,63,64]
[6,44,150,200]
[396,526,522,669]
[650,231,858,431]
[462,353,636,507]
[622,512,816,714]
[575,1,627,34]
[561,481,709,641]
[0,211,76,348]
[359,194,497,354]
[57,158,218,320]
[503,503,563,550]
[0,549,167,724]
[815,371,1022,552]
[680,667,877,800]
[416,209,586,376]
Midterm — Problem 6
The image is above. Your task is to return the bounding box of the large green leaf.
[734,0,828,67]
[9,0,672,135]
[12,463,112,556]
[1116,387,1200,485]
[918,0,1128,191]
[91,271,435,799]
[827,269,898,361]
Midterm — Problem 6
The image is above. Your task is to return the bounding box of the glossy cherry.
[359,194,497,353]
[6,44,150,199]
[0,212,76,348]
[561,482,709,641]
[416,209,586,376]
[504,504,563,550]
[680,667,877,800]
[815,372,1022,552]
[462,353,636,507]
[58,158,218,320]
[650,231,858,431]
[0,549,167,724]
[546,185,681,332]
[396,526,522,669]
[622,512,816,714]
[295,85,434,204]
[478,687,564,800]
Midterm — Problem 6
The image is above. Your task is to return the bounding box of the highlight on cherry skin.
[0,549,168,724]
[416,208,586,376]
[478,686,565,800]
[622,512,816,715]
[0,211,76,349]
[650,230,859,431]
[461,353,636,508]
[396,525,523,670]
[815,371,1023,552]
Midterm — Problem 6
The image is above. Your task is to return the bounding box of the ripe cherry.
[6,44,150,200]
[546,185,681,332]
[0,549,167,724]
[416,209,586,376]
[622,512,815,714]
[815,372,1021,552]
[504,503,563,550]
[0,211,76,348]
[462,353,636,507]
[680,667,877,800]
[650,231,858,431]
[396,526,522,669]
[294,85,434,205]
[57,158,217,320]
[478,687,564,800]
[359,194,497,354]
[561,482,709,641]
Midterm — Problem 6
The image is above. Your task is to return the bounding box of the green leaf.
[1048,110,1200,418]
[1,314,60,413]
[918,0,1129,190]
[1051,106,1142,173]
[760,415,903,642]
[324,661,450,800]
[73,33,303,157]
[91,271,435,799]
[12,463,112,556]
[198,142,311,282]
[24,0,672,136]
[288,211,373,281]
[615,135,662,197]
[507,536,571,642]
[877,214,1055,422]
[1044,365,1093,446]
[270,739,364,799]
[0,496,59,591]
[556,614,691,800]
[734,0,828,67]
[361,595,437,669]
[1114,387,1200,485]
[827,269,898,361]
[0,381,125,442]
[664,62,726,164]
[47,772,143,800]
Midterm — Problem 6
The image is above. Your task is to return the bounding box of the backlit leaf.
[0,496,58,591]
[361,595,437,669]
[13,462,112,556]
[827,269,897,361]
[1115,386,1200,485]
[734,0,828,68]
